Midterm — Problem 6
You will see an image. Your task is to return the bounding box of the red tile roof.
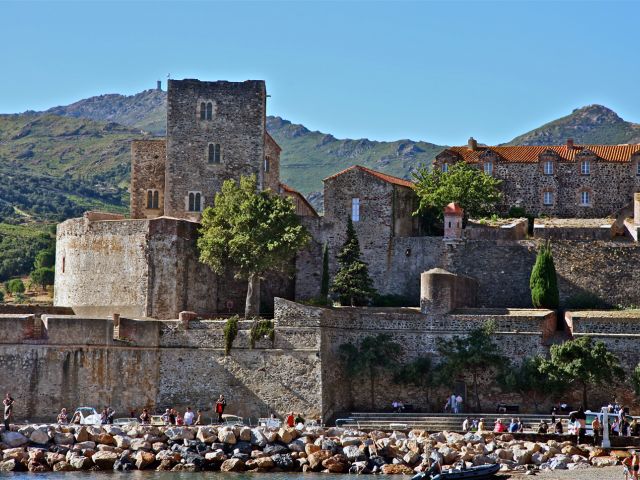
[323,165,414,188]
[444,202,464,215]
[279,182,318,217]
[444,144,640,163]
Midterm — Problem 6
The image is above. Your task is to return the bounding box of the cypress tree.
[332,217,375,306]
[320,242,330,301]
[530,240,559,309]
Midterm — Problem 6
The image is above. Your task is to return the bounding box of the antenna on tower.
[167,73,171,79]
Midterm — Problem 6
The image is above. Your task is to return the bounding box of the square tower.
[164,79,267,220]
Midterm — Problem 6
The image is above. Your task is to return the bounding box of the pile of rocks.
[0,425,624,474]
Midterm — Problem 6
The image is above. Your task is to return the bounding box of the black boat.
[411,463,501,480]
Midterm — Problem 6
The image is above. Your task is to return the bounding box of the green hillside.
[505,105,640,146]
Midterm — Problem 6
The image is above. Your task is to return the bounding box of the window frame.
[483,161,493,176]
[207,143,221,164]
[544,161,554,175]
[351,197,360,222]
[580,190,591,206]
[441,163,449,173]
[580,160,591,175]
[543,191,553,206]
[636,162,640,176]
[187,191,203,212]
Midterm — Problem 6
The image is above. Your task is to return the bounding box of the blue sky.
[2,0,639,145]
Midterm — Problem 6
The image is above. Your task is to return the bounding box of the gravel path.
[505,465,625,479]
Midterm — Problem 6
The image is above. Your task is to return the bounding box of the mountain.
[45,89,167,135]
[505,104,640,146]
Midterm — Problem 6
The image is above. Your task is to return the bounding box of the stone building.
[435,138,640,218]
[56,79,314,318]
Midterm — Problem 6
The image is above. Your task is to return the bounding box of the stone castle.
[4,77,640,421]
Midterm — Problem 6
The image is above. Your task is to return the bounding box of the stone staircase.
[336,412,567,432]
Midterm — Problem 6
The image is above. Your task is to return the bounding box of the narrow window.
[544,161,554,175]
[62,256,65,274]
[484,162,493,176]
[581,160,591,175]
[195,193,201,212]
[448,222,452,228]
[265,157,270,173]
[441,163,449,173]
[636,162,640,176]
[580,190,591,206]
[153,190,159,209]
[146,190,153,209]
[207,143,221,163]
[206,102,213,120]
[351,198,360,222]
[200,102,206,120]
[543,191,553,205]
[189,192,195,211]
[215,144,221,163]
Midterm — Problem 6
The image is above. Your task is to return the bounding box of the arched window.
[153,190,159,209]
[147,190,154,209]
[208,143,221,163]
[200,102,206,120]
[187,191,203,212]
[188,192,195,211]
[206,102,213,120]
[265,156,270,173]
[194,193,201,212]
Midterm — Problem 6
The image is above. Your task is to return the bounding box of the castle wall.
[264,133,280,193]
[130,139,166,219]
[165,79,266,220]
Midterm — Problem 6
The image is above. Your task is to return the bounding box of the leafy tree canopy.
[540,336,624,409]
[436,321,508,412]
[413,162,502,220]
[198,175,310,317]
[6,278,25,294]
[30,267,55,290]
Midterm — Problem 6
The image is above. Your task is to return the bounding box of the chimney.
[468,137,478,151]
[156,80,162,91]
[567,138,574,149]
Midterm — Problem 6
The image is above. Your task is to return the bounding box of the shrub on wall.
[223,315,239,356]
[6,278,25,295]
[249,319,275,349]
[530,240,559,309]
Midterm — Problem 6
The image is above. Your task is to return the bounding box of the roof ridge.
[323,164,414,187]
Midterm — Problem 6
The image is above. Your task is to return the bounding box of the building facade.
[435,138,640,218]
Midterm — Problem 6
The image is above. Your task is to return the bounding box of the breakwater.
[0,423,626,474]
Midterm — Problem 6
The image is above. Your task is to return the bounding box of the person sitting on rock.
[554,419,563,435]
[194,409,202,426]
[537,420,548,434]
[508,418,518,433]
[140,408,151,425]
[70,410,81,424]
[57,408,68,424]
[493,418,506,433]
[477,418,485,433]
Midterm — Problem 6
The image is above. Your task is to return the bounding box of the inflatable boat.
[411,463,501,480]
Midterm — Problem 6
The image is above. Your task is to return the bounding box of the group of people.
[461,417,524,433]
[444,393,464,414]
[160,407,201,425]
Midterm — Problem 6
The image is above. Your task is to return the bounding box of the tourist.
[169,408,177,425]
[3,393,14,430]
[537,420,548,434]
[140,408,151,425]
[554,419,563,435]
[622,449,640,480]
[449,393,457,414]
[57,408,68,424]
[471,418,478,431]
[493,418,506,433]
[215,395,226,423]
[612,418,620,436]
[455,394,463,413]
[508,418,518,433]
[70,410,81,424]
[462,417,470,432]
[294,412,305,426]
[286,412,295,428]
[392,400,403,413]
[592,416,602,445]
[631,418,640,436]
[107,407,115,424]
[100,406,109,425]
[194,409,202,426]
[576,407,587,443]
[176,411,184,425]
[550,406,557,424]
[184,407,195,426]
[161,408,171,425]
[477,418,485,433]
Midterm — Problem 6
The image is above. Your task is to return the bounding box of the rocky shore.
[0,424,628,474]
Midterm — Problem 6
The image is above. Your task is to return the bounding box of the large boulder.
[135,451,157,470]
[130,438,152,451]
[322,453,350,473]
[239,427,252,442]
[308,449,332,470]
[343,445,365,462]
[197,426,217,444]
[52,461,75,472]
[165,427,194,441]
[218,429,237,445]
[54,432,75,446]
[272,453,295,470]
[94,433,115,446]
[250,428,267,447]
[113,435,131,449]
[278,427,295,444]
[1,431,29,448]
[220,458,245,472]
[69,455,93,470]
[255,456,275,470]
[92,451,119,469]
[29,429,50,445]
[381,464,414,475]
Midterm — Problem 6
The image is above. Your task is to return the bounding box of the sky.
[2,0,640,145]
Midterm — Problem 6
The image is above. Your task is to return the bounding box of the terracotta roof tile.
[445,144,640,163]
[444,202,464,215]
[279,182,318,217]
[323,165,414,188]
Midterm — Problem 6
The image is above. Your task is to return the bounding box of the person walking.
[462,417,470,432]
[215,395,226,423]
[184,407,194,426]
[592,416,602,445]
[3,393,14,430]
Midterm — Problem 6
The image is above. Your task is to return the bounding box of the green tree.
[530,240,559,309]
[540,336,624,409]
[6,278,25,295]
[394,356,434,410]
[0,290,4,303]
[413,162,503,220]
[34,248,55,269]
[436,321,507,412]
[332,217,375,306]
[632,363,640,397]
[320,242,330,301]
[339,334,403,409]
[498,355,566,412]
[198,176,310,318]
[30,267,55,290]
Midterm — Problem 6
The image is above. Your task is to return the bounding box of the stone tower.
[164,79,268,220]
[443,202,464,240]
